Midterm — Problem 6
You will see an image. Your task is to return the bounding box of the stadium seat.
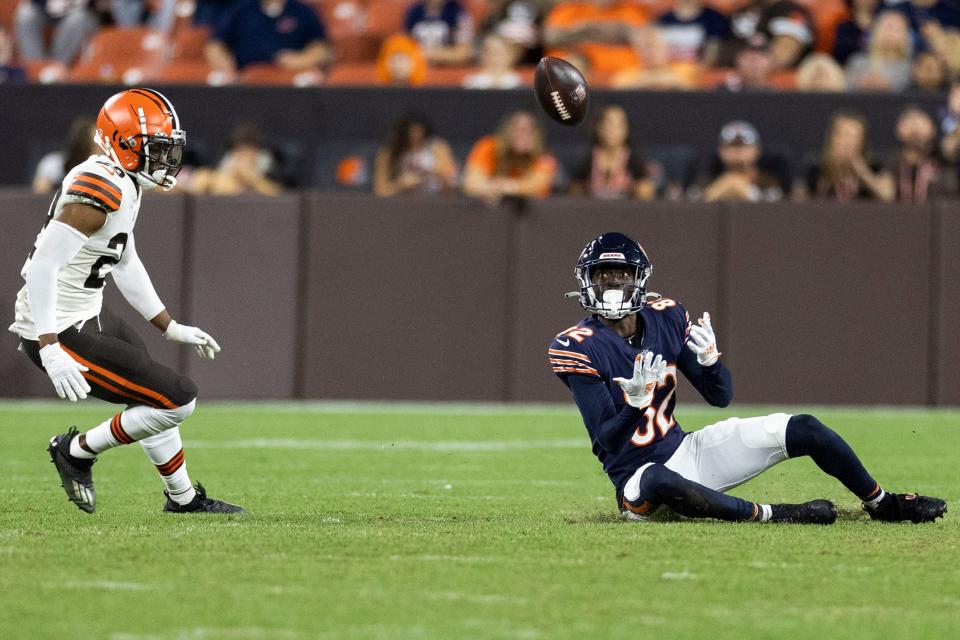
[325,62,379,85]
[365,0,409,39]
[240,63,323,86]
[0,0,18,32]
[22,59,67,84]
[312,141,379,190]
[170,25,210,62]
[155,60,226,85]
[69,28,168,84]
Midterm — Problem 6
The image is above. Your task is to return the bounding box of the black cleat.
[163,483,245,514]
[47,427,96,513]
[770,499,837,524]
[864,492,947,523]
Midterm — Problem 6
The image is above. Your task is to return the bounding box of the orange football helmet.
[95,88,186,190]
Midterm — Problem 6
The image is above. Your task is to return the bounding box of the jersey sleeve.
[61,160,124,214]
[548,333,601,380]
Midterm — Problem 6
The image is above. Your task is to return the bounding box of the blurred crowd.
[0,0,958,90]
[30,80,960,203]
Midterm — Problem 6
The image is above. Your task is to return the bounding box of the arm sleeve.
[567,375,644,452]
[25,220,89,336]
[111,234,166,321]
[677,345,733,407]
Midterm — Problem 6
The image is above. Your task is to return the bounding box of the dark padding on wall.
[725,202,933,405]
[186,195,302,399]
[936,202,959,406]
[102,194,188,372]
[1,191,60,397]
[510,199,723,404]
[301,194,512,401]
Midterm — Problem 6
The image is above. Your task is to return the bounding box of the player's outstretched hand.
[39,343,91,402]
[164,320,222,360]
[687,312,720,366]
[613,351,666,409]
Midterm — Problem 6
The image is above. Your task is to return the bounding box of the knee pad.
[169,398,195,423]
[637,464,683,503]
[786,414,835,457]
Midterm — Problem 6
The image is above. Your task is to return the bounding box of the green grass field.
[1,401,957,640]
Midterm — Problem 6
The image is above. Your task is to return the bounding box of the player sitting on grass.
[9,89,243,515]
[549,232,946,524]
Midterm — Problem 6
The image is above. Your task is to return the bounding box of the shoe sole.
[47,437,95,514]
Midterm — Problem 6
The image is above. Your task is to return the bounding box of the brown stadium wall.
[0,190,957,405]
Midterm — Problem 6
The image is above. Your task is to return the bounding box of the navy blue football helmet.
[572,232,652,319]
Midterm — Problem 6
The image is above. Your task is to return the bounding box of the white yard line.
[0,398,955,417]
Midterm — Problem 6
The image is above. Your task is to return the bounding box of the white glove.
[687,312,720,366]
[164,320,222,360]
[613,351,667,409]
[39,343,91,402]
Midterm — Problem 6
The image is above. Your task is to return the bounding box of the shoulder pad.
[63,157,124,214]
[548,325,600,378]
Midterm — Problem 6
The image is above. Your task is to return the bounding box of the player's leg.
[95,310,203,507]
[785,414,946,523]
[622,413,836,524]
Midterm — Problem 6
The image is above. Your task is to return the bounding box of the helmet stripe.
[141,87,180,130]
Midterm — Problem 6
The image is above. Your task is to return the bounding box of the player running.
[9,89,243,515]
[549,232,946,524]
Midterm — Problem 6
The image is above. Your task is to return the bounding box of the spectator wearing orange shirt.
[464,111,557,204]
[542,0,649,76]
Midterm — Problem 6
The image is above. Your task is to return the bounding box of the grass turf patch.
[0,401,957,640]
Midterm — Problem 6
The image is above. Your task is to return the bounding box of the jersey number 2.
[84,233,128,289]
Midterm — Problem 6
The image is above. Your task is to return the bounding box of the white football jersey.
[9,154,142,340]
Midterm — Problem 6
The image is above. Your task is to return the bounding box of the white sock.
[82,400,196,453]
[864,489,886,509]
[140,427,197,505]
[69,436,96,459]
[759,504,773,522]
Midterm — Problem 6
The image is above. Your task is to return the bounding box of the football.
[534,56,590,127]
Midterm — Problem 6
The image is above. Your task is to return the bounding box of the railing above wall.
[1,189,957,405]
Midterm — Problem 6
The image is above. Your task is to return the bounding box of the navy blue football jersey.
[548,297,733,498]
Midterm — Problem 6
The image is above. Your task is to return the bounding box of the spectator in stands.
[569,104,657,200]
[376,34,427,86]
[195,0,236,27]
[13,0,99,63]
[32,118,98,193]
[721,37,774,91]
[796,53,847,91]
[373,113,458,197]
[910,50,948,91]
[611,27,700,89]
[725,0,816,70]
[188,122,282,195]
[463,33,523,89]
[205,0,329,80]
[482,0,548,66]
[696,121,783,202]
[405,0,474,66]
[845,10,913,91]
[893,105,955,201]
[0,25,26,85]
[886,0,960,75]
[463,110,557,203]
[656,0,729,68]
[803,111,894,201]
[542,0,650,76]
[832,0,879,66]
[109,0,176,30]
[939,81,960,171]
